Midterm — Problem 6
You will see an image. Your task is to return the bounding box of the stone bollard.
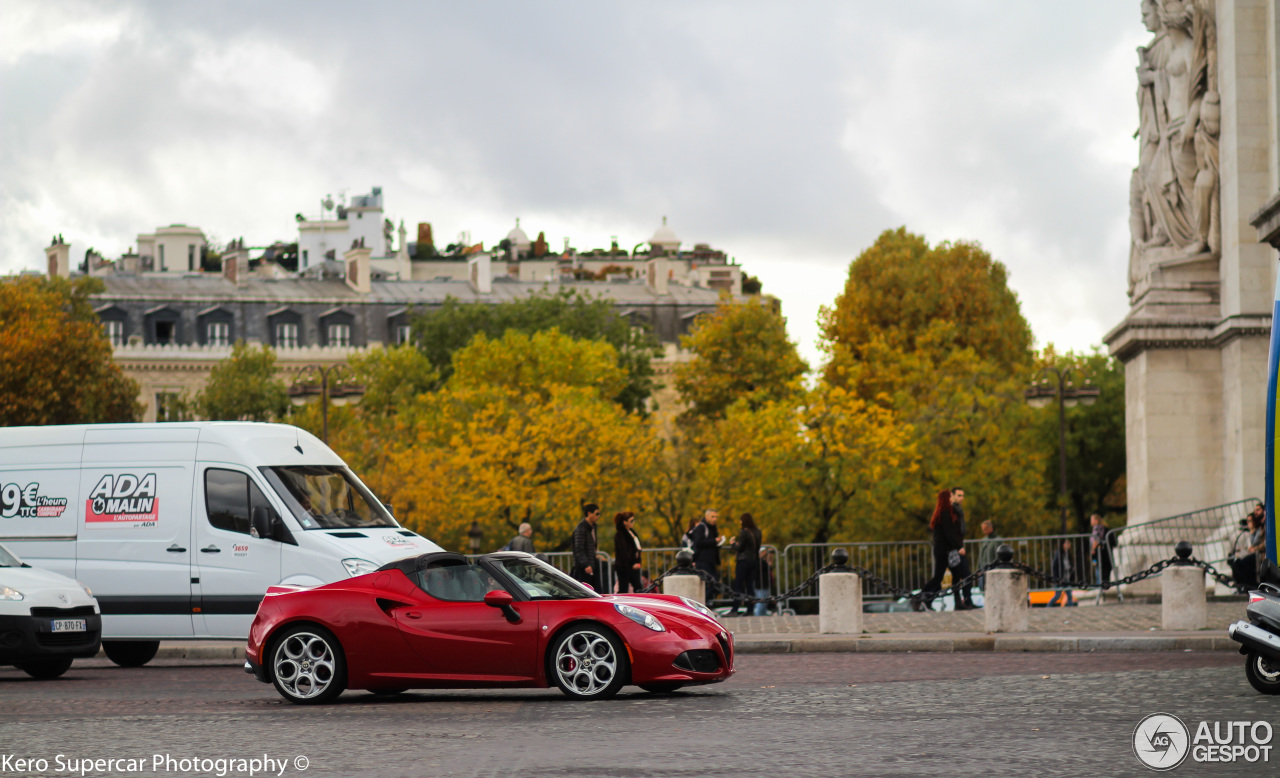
[1162,543,1207,630]
[819,572,862,634]
[984,568,1029,633]
[662,573,704,604]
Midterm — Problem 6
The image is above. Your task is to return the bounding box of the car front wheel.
[549,625,628,700]
[1245,652,1280,695]
[269,624,346,705]
[17,657,74,679]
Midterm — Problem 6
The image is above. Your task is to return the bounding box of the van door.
[193,466,282,638]
[76,464,196,639]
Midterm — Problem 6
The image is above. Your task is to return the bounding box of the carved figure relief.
[1129,0,1219,295]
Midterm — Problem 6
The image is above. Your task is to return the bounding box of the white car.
[0,543,101,678]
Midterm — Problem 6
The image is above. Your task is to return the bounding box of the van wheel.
[103,640,160,667]
[269,624,346,705]
[17,658,74,679]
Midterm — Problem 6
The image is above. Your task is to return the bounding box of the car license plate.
[51,619,87,632]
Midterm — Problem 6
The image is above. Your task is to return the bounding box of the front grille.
[716,633,732,668]
[673,649,720,674]
[30,606,96,618]
[35,630,98,647]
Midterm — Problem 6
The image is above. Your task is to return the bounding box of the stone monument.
[1106,0,1276,526]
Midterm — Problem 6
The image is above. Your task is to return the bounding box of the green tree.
[347,344,439,421]
[0,276,140,425]
[411,289,659,413]
[675,297,808,420]
[192,340,289,421]
[1033,348,1127,532]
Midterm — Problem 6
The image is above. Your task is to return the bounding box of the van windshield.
[262,466,398,530]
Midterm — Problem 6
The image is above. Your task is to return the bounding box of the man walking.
[507,523,535,554]
[571,504,600,590]
[950,488,975,609]
[689,509,726,602]
[1089,514,1113,591]
[976,520,999,590]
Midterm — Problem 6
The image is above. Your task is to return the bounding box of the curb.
[734,635,1239,654]
[95,645,246,661]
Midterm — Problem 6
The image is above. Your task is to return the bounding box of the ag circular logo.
[1134,713,1190,771]
[92,497,106,515]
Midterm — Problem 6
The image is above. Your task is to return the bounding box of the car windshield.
[0,544,21,567]
[493,556,599,600]
[262,465,398,530]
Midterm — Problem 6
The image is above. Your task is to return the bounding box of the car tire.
[1244,652,1280,695]
[16,657,74,679]
[103,640,160,668]
[268,624,347,705]
[548,624,629,700]
[638,682,684,694]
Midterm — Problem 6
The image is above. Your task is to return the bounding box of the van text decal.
[85,473,159,527]
[0,482,69,519]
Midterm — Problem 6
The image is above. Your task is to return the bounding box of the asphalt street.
[0,652,1274,777]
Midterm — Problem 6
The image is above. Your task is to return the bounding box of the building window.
[188,244,196,272]
[159,244,166,271]
[302,249,308,264]
[155,392,182,422]
[275,322,299,348]
[327,323,351,347]
[154,321,176,345]
[207,321,230,347]
[103,320,124,346]
[396,325,412,345]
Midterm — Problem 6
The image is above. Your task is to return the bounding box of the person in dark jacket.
[613,511,643,593]
[1048,539,1077,606]
[916,489,974,611]
[727,513,762,616]
[689,509,726,602]
[571,504,600,590]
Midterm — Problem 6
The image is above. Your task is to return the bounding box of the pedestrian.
[1229,516,1258,590]
[506,522,535,553]
[689,509,727,603]
[727,513,762,616]
[1048,539,1077,607]
[571,503,600,591]
[754,547,776,616]
[613,511,643,593]
[1249,504,1270,585]
[976,520,1000,590]
[639,568,651,590]
[1089,514,1114,590]
[916,489,975,611]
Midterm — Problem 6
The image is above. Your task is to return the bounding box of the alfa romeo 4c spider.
[245,551,734,704]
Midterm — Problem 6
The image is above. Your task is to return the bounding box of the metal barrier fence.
[1107,498,1260,584]
[638,546,780,606]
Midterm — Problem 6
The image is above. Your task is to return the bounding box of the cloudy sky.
[1,1,1145,369]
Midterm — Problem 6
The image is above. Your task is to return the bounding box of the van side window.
[205,469,271,535]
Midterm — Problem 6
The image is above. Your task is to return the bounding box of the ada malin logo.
[1134,713,1190,771]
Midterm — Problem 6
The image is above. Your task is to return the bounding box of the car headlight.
[679,596,717,620]
[615,603,665,632]
[77,580,93,598]
[0,586,23,601]
[342,558,379,577]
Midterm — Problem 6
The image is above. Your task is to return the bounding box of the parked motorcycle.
[1227,582,1280,694]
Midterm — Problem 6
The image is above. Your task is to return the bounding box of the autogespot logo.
[1133,713,1190,771]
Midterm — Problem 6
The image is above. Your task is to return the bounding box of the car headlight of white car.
[0,586,23,601]
[679,596,717,621]
[77,580,93,598]
[615,603,665,632]
[341,558,379,578]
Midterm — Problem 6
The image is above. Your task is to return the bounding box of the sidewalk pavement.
[119,601,1250,663]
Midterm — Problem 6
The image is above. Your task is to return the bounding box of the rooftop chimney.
[344,244,372,294]
[646,257,669,296]
[469,252,492,294]
[46,238,70,279]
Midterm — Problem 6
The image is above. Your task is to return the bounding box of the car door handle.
[200,545,221,553]
[167,545,187,553]
[405,611,422,619]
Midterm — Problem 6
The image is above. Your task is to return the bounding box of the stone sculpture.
[1129,0,1219,294]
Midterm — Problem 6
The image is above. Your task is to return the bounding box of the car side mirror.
[483,589,520,624]
[251,506,279,541]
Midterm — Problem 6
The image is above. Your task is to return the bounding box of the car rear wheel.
[103,640,160,668]
[638,682,685,694]
[17,657,74,679]
[1245,652,1280,695]
[549,625,628,700]
[269,624,346,705]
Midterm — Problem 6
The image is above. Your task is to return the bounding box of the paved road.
[0,652,1274,777]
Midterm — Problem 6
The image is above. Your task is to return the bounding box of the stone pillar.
[818,572,862,634]
[662,574,703,604]
[984,569,1029,633]
[1161,566,1209,630]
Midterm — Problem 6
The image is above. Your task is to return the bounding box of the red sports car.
[245,551,734,704]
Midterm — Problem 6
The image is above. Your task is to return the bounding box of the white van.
[0,422,442,666]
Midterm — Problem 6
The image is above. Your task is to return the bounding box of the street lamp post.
[1025,367,1100,535]
[288,364,362,443]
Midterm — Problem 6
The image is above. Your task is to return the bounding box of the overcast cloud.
[0,0,1145,368]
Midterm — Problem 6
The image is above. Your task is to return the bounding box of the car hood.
[605,594,724,630]
[0,565,98,609]
[310,529,443,565]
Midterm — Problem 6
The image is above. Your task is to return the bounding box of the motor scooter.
[1227,582,1280,694]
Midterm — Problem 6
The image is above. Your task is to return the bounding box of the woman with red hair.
[914,489,975,611]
